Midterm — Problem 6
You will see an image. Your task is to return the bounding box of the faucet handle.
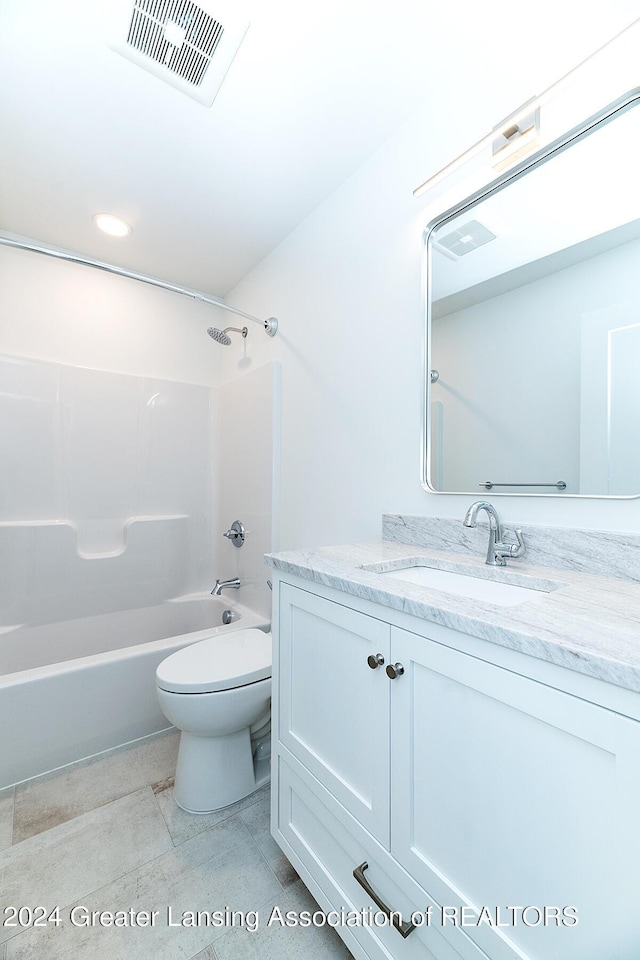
[496,527,526,561]
[509,527,526,558]
[223,520,245,547]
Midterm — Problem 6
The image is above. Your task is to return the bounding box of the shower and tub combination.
[0,357,277,797]
[0,249,281,800]
[0,588,269,790]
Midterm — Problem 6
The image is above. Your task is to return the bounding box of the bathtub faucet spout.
[211,577,241,596]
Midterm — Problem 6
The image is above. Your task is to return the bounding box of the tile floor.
[0,731,352,960]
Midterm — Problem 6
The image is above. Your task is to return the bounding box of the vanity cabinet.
[272,576,640,960]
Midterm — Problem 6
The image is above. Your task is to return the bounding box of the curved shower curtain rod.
[0,234,278,337]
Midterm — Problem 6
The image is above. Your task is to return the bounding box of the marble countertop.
[265,541,640,694]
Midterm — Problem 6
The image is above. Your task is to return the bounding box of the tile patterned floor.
[0,732,352,960]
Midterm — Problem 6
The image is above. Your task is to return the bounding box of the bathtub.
[0,593,269,788]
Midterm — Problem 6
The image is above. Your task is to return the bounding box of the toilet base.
[253,756,271,791]
[173,727,268,814]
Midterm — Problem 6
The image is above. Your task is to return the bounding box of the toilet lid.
[156,628,271,694]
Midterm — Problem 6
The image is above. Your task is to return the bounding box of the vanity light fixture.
[413,99,541,197]
[93,213,132,238]
[491,103,540,171]
[413,18,638,198]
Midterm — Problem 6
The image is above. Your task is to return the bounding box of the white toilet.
[156,628,271,814]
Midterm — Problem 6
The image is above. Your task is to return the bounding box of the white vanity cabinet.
[271,576,640,960]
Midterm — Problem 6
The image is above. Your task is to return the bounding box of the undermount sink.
[379,565,550,607]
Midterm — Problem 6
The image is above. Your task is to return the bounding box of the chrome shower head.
[207,327,231,345]
[207,326,248,345]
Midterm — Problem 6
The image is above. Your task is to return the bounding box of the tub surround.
[0,354,213,637]
[0,353,211,554]
[0,516,192,627]
[266,518,640,695]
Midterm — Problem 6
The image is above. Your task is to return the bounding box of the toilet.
[156,628,271,814]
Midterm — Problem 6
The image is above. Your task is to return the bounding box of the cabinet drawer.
[275,750,490,960]
[278,583,391,843]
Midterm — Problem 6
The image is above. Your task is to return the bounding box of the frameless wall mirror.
[424,88,640,497]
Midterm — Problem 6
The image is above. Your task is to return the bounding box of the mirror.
[424,89,640,497]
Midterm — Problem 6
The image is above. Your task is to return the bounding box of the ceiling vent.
[434,220,497,260]
[109,0,249,106]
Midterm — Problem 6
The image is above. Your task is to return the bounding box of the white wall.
[0,244,223,384]
[220,22,640,548]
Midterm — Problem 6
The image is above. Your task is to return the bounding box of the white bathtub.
[0,593,269,788]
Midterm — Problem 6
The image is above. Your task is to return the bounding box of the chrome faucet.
[462,501,525,566]
[211,577,241,596]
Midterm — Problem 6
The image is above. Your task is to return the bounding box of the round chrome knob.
[367,653,385,670]
[386,662,405,680]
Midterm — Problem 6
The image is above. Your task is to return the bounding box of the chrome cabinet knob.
[367,653,385,669]
[386,662,405,680]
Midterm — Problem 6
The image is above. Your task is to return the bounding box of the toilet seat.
[156,628,271,694]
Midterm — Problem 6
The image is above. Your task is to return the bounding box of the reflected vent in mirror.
[434,220,497,259]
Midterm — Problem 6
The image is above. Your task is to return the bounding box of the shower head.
[207,327,231,345]
[207,326,248,346]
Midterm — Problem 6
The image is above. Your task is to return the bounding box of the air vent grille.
[127,0,225,88]
[434,220,496,259]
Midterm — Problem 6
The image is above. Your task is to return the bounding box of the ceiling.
[1,0,639,298]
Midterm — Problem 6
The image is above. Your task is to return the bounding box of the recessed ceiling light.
[93,213,132,238]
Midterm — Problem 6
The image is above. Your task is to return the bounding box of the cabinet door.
[390,626,640,960]
[278,583,391,843]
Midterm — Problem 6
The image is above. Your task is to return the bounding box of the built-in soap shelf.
[0,516,193,627]
[0,515,189,559]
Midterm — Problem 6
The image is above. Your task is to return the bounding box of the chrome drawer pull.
[367,653,385,669]
[352,861,416,939]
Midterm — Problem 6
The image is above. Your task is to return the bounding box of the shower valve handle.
[223,520,245,547]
